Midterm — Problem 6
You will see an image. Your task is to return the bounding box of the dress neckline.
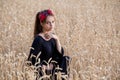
[38,35,53,42]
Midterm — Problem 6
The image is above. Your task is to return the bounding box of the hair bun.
[39,9,54,22]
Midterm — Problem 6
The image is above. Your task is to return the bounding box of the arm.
[51,34,62,54]
[55,38,62,53]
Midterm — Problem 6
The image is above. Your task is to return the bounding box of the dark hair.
[34,9,54,38]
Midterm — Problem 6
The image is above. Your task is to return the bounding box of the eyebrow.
[46,20,55,22]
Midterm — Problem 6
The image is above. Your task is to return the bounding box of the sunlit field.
[0,0,120,80]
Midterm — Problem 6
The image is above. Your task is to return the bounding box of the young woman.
[27,9,68,75]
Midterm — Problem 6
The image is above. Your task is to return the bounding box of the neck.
[42,31,51,39]
[42,30,53,34]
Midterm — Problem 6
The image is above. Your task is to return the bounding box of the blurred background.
[0,0,120,80]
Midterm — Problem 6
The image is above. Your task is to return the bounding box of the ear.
[40,22,44,26]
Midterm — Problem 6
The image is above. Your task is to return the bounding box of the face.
[41,16,55,32]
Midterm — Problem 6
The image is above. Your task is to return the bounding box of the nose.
[50,22,53,27]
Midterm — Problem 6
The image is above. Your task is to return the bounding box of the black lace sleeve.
[52,39,64,64]
[27,37,42,65]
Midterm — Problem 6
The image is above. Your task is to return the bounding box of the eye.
[46,21,50,24]
[52,21,55,23]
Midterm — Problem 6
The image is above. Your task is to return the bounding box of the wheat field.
[0,0,120,80]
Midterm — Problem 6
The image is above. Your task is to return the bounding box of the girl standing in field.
[27,9,69,78]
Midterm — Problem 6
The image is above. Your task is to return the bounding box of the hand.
[51,33,59,40]
[43,31,58,40]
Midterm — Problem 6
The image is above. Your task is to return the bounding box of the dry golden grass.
[0,0,120,80]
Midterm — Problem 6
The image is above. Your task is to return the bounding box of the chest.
[41,39,56,54]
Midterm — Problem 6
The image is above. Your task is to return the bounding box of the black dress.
[28,35,64,67]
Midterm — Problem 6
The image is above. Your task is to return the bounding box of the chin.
[47,28,51,30]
